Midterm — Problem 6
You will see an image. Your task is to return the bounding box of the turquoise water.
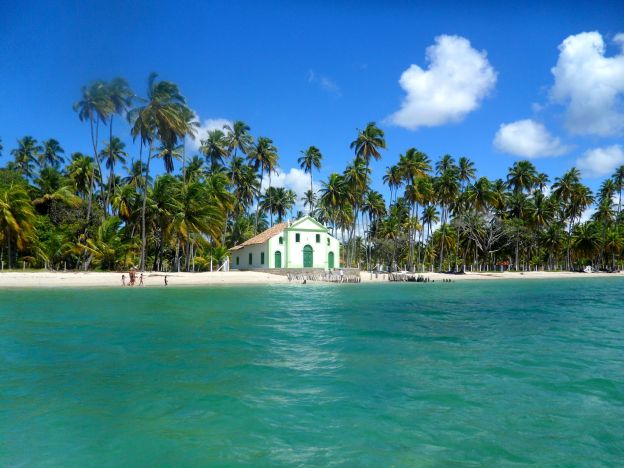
[1,279,623,466]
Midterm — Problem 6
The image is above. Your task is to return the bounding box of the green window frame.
[327,238,330,246]
[295,233,300,242]
[236,256,240,265]
[279,236,284,244]
[248,253,252,265]
[316,234,320,243]
[261,252,265,264]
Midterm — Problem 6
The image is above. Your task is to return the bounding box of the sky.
[1,0,623,211]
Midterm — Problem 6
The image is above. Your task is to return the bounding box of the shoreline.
[0,270,622,288]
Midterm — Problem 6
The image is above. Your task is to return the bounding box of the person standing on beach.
[164,276,168,286]
[139,273,144,287]
[121,274,126,287]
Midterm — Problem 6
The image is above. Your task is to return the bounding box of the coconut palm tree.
[383,164,402,204]
[73,80,113,218]
[507,160,538,194]
[613,165,624,220]
[39,139,65,169]
[298,146,322,211]
[302,189,316,214]
[66,153,99,216]
[224,120,253,158]
[350,122,386,167]
[0,182,36,268]
[343,157,370,265]
[201,129,229,173]
[260,187,297,223]
[247,137,278,229]
[129,72,191,270]
[458,156,476,189]
[101,137,128,213]
[10,136,41,179]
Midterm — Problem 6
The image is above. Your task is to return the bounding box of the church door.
[303,245,313,268]
[274,251,282,268]
[328,251,335,269]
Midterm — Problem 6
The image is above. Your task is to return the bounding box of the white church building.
[230,216,340,270]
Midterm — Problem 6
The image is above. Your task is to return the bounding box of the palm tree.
[39,139,65,169]
[458,156,476,189]
[260,187,297,223]
[106,77,133,183]
[224,120,253,158]
[298,146,323,212]
[613,165,624,220]
[73,80,113,219]
[435,168,460,270]
[67,153,99,209]
[129,72,191,270]
[350,122,386,167]
[383,165,402,204]
[32,167,81,213]
[0,182,36,268]
[319,173,346,236]
[302,189,316,214]
[201,129,229,173]
[507,160,538,194]
[465,177,493,213]
[247,137,278,229]
[435,154,456,175]
[343,157,370,266]
[101,137,127,213]
[10,136,42,179]
[155,142,183,174]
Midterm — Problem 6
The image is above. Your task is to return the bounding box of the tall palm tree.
[106,77,133,183]
[201,129,229,173]
[247,137,278,229]
[458,156,476,189]
[302,189,316,214]
[297,146,322,212]
[350,122,386,167]
[39,139,65,169]
[73,80,113,220]
[383,164,402,204]
[10,136,41,179]
[435,168,460,270]
[343,157,370,265]
[101,137,128,213]
[260,187,297,223]
[129,72,191,270]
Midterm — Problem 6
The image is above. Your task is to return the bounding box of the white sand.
[0,270,289,288]
[0,269,621,288]
[359,270,624,282]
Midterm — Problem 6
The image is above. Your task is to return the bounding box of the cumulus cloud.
[261,167,319,213]
[388,35,497,130]
[576,145,624,178]
[185,117,233,152]
[493,119,570,158]
[550,31,624,136]
[307,70,341,96]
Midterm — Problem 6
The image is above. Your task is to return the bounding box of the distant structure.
[229,216,340,270]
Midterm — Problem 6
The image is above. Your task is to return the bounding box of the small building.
[229,216,340,270]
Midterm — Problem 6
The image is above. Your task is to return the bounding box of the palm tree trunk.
[140,145,153,271]
[269,171,273,227]
[254,168,263,233]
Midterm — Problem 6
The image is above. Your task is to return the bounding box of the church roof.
[229,222,288,251]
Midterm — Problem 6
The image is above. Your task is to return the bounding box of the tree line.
[1,74,623,272]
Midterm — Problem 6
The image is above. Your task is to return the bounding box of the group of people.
[121,267,168,287]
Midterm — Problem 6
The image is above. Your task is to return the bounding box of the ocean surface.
[1,278,623,466]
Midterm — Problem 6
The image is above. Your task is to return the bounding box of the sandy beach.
[0,269,622,288]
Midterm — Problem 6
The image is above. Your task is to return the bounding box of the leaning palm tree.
[247,137,278,229]
[129,72,191,270]
[297,146,322,211]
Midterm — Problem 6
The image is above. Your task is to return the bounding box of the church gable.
[288,216,327,232]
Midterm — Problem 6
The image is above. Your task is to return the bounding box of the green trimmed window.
[295,233,300,242]
[261,252,265,264]
[316,234,320,243]
[279,236,284,244]
[248,253,252,265]
[236,256,239,265]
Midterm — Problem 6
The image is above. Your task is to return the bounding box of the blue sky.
[1,0,623,204]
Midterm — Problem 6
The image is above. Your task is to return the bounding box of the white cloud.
[388,35,497,130]
[185,116,233,152]
[493,119,570,158]
[550,31,624,136]
[307,70,341,96]
[261,167,319,213]
[576,145,624,178]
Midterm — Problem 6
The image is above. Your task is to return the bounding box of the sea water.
[1,279,623,465]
